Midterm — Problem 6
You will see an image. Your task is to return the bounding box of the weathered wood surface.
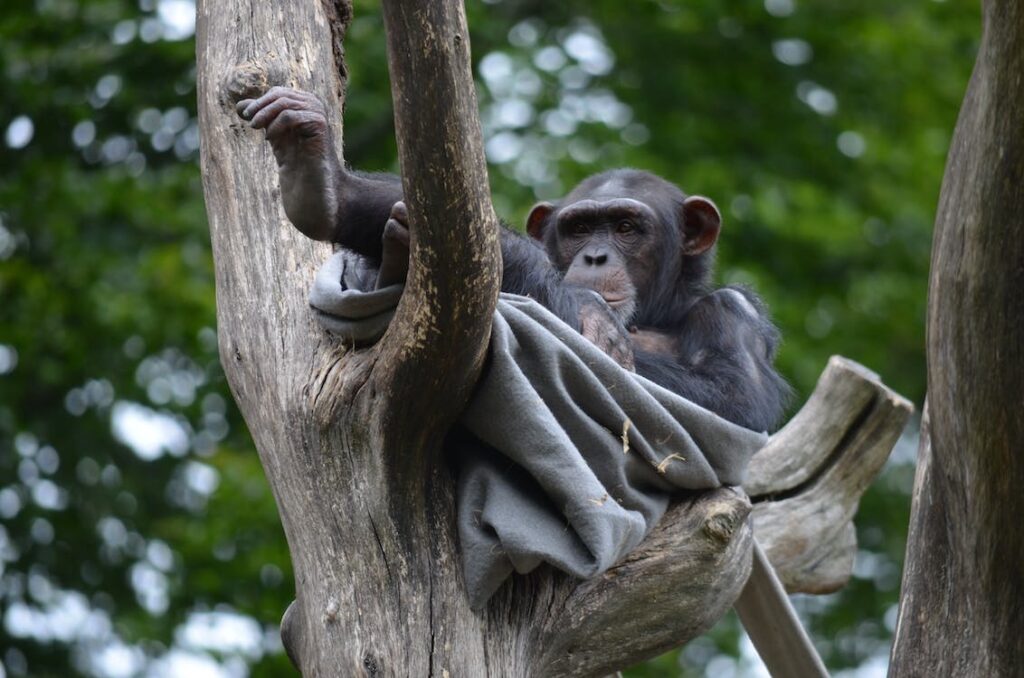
[746,356,913,593]
[196,1,753,675]
[534,489,753,678]
[196,0,913,675]
[889,2,1024,675]
[196,0,500,674]
[735,543,829,678]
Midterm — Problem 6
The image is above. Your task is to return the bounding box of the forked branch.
[748,356,913,593]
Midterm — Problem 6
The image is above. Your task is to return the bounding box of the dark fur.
[529,168,790,431]
[239,88,790,432]
[328,168,602,334]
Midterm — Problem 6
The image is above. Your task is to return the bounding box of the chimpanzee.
[238,87,790,432]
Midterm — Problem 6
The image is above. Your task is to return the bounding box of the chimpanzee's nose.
[584,252,608,266]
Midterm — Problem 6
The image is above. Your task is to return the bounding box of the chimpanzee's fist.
[236,86,333,168]
[579,293,635,371]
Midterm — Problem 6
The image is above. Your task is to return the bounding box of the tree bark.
[196,2,913,676]
[889,2,1024,676]
[196,0,501,673]
[196,1,754,675]
[747,357,912,594]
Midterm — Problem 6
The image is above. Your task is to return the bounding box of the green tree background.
[0,0,978,675]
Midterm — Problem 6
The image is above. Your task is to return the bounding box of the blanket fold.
[310,250,766,609]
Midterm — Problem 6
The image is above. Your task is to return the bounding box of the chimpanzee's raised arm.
[239,95,787,428]
[238,87,635,365]
[237,87,401,260]
[235,86,582,294]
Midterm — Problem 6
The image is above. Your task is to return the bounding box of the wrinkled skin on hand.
[579,294,635,371]
[376,201,411,289]
[237,87,333,166]
[237,87,346,243]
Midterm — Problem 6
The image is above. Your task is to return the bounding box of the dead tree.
[889,2,1024,676]
[196,1,910,675]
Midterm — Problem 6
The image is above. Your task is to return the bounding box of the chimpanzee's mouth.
[602,296,628,306]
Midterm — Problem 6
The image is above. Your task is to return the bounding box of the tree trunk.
[196,1,754,675]
[889,2,1024,675]
[195,0,499,672]
[196,2,914,676]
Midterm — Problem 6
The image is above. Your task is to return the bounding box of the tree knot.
[702,498,748,544]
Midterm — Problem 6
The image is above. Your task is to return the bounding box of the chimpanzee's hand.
[236,87,333,168]
[578,292,635,371]
[375,201,411,289]
[236,87,343,241]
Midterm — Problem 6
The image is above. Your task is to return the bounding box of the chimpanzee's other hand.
[236,87,332,168]
[376,201,411,289]
[579,293,635,371]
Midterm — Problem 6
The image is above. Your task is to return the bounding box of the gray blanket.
[311,251,766,609]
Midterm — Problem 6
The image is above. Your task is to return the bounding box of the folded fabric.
[310,250,766,609]
[309,250,402,345]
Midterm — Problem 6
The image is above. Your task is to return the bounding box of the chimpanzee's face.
[527,171,722,325]
[549,197,665,323]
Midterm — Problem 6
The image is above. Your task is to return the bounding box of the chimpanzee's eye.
[616,220,636,235]
[569,222,589,236]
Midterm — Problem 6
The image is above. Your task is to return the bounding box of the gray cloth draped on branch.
[310,250,766,610]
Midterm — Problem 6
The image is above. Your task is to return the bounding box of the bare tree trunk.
[195,1,756,675]
[196,1,914,675]
[890,2,1024,675]
[196,0,500,672]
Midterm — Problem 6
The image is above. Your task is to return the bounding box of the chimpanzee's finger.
[240,87,292,122]
[616,342,636,371]
[383,218,411,247]
[609,337,634,371]
[241,86,321,122]
[250,96,315,130]
[389,201,408,225]
[377,219,412,289]
[264,109,326,142]
[236,99,255,118]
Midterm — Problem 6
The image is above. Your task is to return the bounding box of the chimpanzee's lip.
[602,296,628,306]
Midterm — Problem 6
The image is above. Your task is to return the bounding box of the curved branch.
[745,357,896,495]
[374,0,502,469]
[533,489,754,677]
[522,356,912,675]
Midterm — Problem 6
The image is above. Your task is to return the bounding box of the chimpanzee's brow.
[558,198,657,222]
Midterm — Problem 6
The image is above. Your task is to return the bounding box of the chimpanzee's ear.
[680,196,722,255]
[526,202,556,241]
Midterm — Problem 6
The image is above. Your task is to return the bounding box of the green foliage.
[0,0,978,675]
